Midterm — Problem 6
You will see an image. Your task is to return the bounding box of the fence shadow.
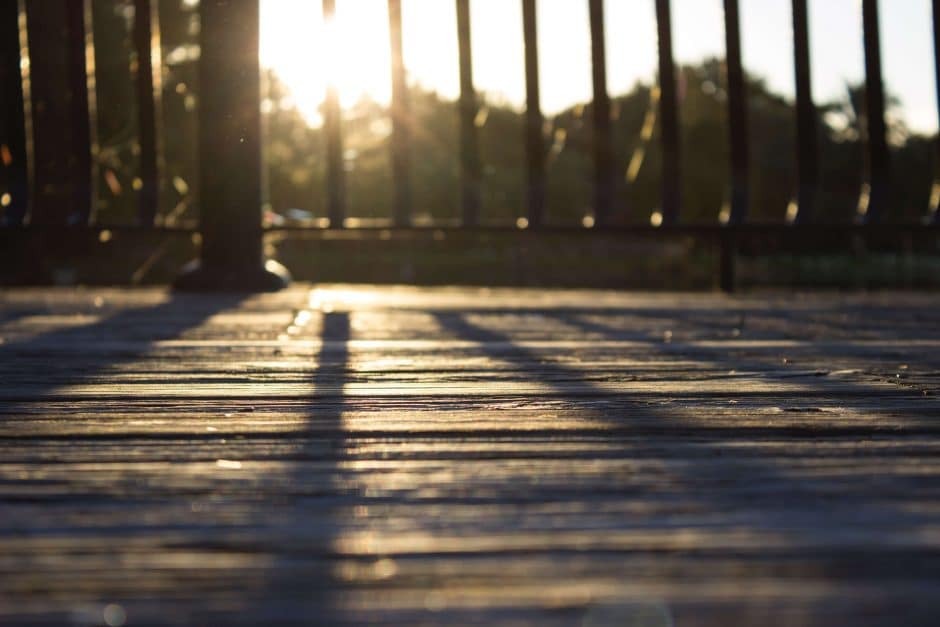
[249,311,352,622]
[0,293,247,401]
[432,308,940,624]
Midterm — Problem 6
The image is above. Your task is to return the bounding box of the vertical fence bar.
[860,0,889,223]
[0,0,28,225]
[522,0,545,227]
[722,0,748,225]
[176,0,288,290]
[67,0,95,225]
[790,0,817,224]
[388,0,411,226]
[655,0,680,226]
[323,0,345,227]
[588,0,615,225]
[133,0,162,226]
[929,0,940,224]
[719,0,747,292]
[456,0,481,226]
[24,0,95,225]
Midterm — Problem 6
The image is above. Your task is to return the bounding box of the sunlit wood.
[2,285,940,622]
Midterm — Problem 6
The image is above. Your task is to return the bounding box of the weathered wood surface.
[1,285,939,626]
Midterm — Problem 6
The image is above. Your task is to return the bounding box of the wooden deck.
[1,285,939,625]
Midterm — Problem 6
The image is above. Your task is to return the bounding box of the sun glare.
[260,0,393,125]
[261,0,938,133]
[258,0,654,128]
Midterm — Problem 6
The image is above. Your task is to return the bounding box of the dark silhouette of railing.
[1,0,939,291]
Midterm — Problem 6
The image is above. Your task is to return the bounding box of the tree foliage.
[85,1,936,227]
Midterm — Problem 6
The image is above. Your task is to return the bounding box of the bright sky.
[260,0,938,133]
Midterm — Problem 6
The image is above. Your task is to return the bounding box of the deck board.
[1,285,939,625]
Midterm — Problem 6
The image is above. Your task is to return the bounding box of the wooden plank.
[1,285,939,625]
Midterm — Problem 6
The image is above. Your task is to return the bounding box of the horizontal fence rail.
[0,0,939,291]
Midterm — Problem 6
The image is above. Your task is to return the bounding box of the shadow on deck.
[0,286,938,626]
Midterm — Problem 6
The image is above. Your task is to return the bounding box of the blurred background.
[2,0,939,287]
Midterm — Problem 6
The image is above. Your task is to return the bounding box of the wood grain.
[1,286,939,626]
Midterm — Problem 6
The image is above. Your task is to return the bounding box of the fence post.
[588,0,615,226]
[722,0,748,225]
[522,0,545,228]
[655,0,680,226]
[323,0,346,228]
[719,230,736,293]
[456,0,481,226]
[790,0,817,224]
[133,0,163,226]
[0,0,28,225]
[860,0,889,223]
[24,0,96,225]
[929,0,940,224]
[388,0,412,226]
[718,0,747,292]
[175,0,289,291]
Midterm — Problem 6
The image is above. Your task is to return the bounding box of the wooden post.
[522,0,545,227]
[388,0,411,226]
[719,231,736,293]
[790,0,817,224]
[456,0,481,226]
[323,0,345,228]
[655,0,680,226]
[0,0,28,225]
[24,0,96,225]
[133,0,163,226]
[175,0,289,290]
[722,0,748,225]
[929,0,940,224]
[588,0,615,225]
[860,0,889,223]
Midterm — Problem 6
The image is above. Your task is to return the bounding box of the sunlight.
[260,0,938,132]
[260,0,462,126]
[260,0,393,125]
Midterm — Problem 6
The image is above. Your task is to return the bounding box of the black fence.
[1,0,938,290]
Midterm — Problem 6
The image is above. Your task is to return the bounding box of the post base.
[173,259,291,292]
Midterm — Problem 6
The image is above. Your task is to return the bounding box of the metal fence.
[1,0,938,290]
